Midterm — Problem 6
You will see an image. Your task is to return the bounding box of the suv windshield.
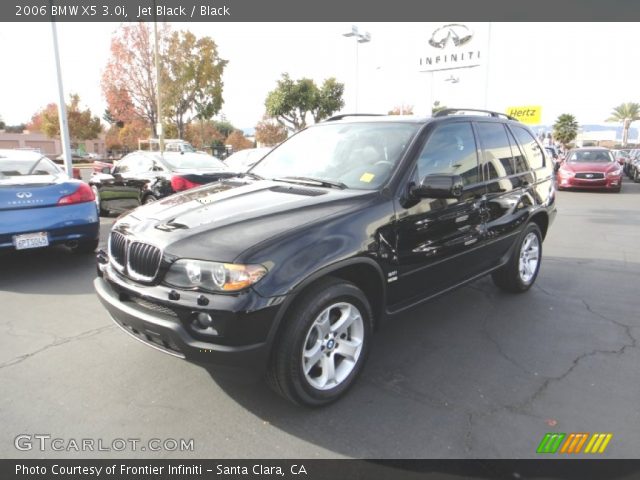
[251,122,420,189]
[567,150,614,163]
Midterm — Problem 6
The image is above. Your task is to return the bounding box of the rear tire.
[91,186,109,216]
[70,238,99,254]
[267,277,373,407]
[143,194,158,204]
[492,223,543,293]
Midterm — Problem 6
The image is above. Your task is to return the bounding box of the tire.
[70,238,99,254]
[267,277,373,407]
[91,186,109,216]
[634,170,640,183]
[492,222,543,293]
[143,194,158,204]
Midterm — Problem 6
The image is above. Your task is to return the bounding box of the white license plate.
[13,232,49,250]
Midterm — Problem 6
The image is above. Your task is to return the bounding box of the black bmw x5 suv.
[95,109,556,406]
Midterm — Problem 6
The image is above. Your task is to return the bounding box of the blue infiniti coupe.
[0,149,99,253]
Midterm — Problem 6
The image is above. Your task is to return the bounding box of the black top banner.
[2,0,640,22]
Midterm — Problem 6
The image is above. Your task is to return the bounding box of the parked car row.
[0,149,99,254]
[622,148,640,182]
[89,151,238,216]
[556,147,623,192]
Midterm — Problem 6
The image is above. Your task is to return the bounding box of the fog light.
[195,312,213,328]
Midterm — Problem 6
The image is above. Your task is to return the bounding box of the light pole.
[49,19,73,177]
[343,25,371,113]
[152,0,164,154]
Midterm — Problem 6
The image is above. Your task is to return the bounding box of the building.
[0,130,106,156]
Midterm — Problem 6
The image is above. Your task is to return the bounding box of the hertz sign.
[507,105,542,125]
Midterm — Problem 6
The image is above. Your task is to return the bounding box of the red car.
[556,147,623,192]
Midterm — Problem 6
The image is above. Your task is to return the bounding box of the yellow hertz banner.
[506,106,542,125]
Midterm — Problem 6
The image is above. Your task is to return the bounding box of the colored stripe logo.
[537,433,612,454]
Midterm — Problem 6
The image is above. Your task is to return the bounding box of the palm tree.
[606,102,640,147]
[552,114,579,151]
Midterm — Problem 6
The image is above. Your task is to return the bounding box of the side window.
[512,126,545,169]
[416,122,479,185]
[135,157,154,173]
[113,157,133,174]
[476,122,515,179]
[507,128,529,173]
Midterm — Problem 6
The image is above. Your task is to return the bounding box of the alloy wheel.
[301,302,364,391]
[518,232,540,284]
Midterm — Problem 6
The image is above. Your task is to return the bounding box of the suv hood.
[115,179,374,262]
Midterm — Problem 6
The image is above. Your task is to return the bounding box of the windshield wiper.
[237,171,264,180]
[273,176,347,190]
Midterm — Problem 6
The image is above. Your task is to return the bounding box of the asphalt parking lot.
[1,178,639,459]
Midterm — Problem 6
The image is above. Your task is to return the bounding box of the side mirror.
[411,174,464,199]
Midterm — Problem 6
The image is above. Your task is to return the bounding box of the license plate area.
[13,232,49,250]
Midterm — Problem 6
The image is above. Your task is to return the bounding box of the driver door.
[387,121,488,310]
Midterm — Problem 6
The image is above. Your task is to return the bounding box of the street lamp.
[343,25,371,113]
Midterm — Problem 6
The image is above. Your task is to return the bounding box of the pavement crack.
[464,412,475,454]
[480,328,534,375]
[534,283,555,297]
[0,325,114,370]
[581,299,638,352]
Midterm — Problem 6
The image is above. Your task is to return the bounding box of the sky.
[1,22,639,134]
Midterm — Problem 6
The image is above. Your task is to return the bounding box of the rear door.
[388,120,488,309]
[474,121,536,270]
[101,156,139,212]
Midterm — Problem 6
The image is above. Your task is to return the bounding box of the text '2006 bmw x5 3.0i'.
[94,109,556,406]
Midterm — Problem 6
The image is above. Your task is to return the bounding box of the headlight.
[607,169,622,177]
[558,168,574,177]
[164,259,267,292]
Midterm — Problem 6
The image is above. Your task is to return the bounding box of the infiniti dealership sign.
[419,23,485,72]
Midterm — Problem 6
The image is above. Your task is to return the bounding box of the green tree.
[103,109,124,128]
[432,101,446,114]
[312,78,345,123]
[4,124,26,133]
[163,31,227,139]
[35,94,102,141]
[0,116,5,130]
[102,23,170,136]
[606,102,640,147]
[211,120,236,138]
[552,113,579,150]
[265,74,344,132]
[255,116,288,146]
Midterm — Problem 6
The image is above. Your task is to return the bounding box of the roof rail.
[434,108,518,121]
[324,113,385,122]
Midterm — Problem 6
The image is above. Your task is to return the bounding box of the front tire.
[267,277,373,407]
[492,223,543,293]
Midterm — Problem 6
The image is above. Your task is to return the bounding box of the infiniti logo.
[16,192,33,199]
[429,24,473,49]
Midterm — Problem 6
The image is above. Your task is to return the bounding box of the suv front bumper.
[94,264,284,369]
